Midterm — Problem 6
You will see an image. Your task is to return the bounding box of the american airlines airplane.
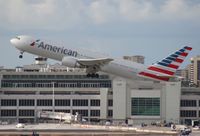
[10,35,192,82]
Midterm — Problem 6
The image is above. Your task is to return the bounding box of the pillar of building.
[112,77,127,122]
[162,82,181,124]
[16,98,19,123]
[34,97,38,123]
[100,88,108,120]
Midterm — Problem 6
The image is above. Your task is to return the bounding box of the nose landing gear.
[19,51,24,59]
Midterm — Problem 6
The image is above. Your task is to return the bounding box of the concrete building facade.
[112,78,181,124]
[190,56,200,86]
[0,63,192,125]
[123,55,145,64]
[180,87,200,125]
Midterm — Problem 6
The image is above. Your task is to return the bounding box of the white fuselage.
[11,36,146,80]
[28,42,145,79]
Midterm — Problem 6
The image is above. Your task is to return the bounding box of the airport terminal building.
[0,60,199,125]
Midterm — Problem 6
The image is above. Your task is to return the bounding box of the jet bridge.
[37,111,79,123]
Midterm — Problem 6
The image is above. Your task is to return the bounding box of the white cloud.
[119,0,154,21]
[87,0,118,24]
[0,0,86,30]
[160,0,200,21]
[0,0,200,30]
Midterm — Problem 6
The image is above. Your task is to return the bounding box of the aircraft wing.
[77,58,113,66]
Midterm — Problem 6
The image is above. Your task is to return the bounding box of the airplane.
[10,35,192,82]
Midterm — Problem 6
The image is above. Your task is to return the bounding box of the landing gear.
[86,66,100,78]
[87,73,99,78]
[19,51,24,59]
[19,55,23,59]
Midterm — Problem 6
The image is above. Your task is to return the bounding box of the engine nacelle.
[62,57,80,68]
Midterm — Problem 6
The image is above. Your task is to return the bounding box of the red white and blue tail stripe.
[139,46,192,81]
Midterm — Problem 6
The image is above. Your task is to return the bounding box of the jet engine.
[62,57,80,68]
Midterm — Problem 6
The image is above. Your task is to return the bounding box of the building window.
[131,98,160,116]
[72,110,88,116]
[108,99,113,106]
[42,109,52,112]
[181,100,196,107]
[73,99,88,106]
[19,110,34,116]
[55,110,70,113]
[55,99,70,106]
[19,99,35,106]
[90,110,100,117]
[1,99,17,106]
[37,99,52,106]
[108,110,113,117]
[180,110,197,117]
[1,110,16,116]
[1,80,112,88]
[90,99,100,106]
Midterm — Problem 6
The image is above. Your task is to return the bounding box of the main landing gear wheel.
[87,73,99,78]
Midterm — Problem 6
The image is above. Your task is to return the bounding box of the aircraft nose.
[10,38,20,46]
[10,38,14,44]
[10,35,35,50]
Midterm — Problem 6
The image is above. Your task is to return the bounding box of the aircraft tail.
[139,46,192,81]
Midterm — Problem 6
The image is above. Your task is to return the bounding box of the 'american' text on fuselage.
[37,42,78,57]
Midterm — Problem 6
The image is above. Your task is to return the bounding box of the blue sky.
[0,0,200,68]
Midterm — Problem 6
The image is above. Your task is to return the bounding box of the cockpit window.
[15,36,20,40]
[36,39,40,42]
